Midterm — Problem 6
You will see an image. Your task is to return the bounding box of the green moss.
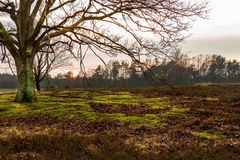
[140,97,171,109]
[144,114,159,119]
[192,131,226,140]
[92,93,140,106]
[92,94,171,108]
[0,93,15,103]
[135,144,147,149]
[78,111,97,121]
[94,94,134,101]
[79,91,91,97]
[26,46,34,54]
[149,105,169,109]
[67,102,91,111]
[0,103,31,117]
[51,107,77,117]
[142,97,168,103]
[56,91,90,98]
[92,99,137,106]
[205,97,219,101]
[161,107,190,117]
[102,91,131,95]
[0,90,171,126]
[94,91,140,101]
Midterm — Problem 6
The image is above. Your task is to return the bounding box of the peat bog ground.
[0,84,239,159]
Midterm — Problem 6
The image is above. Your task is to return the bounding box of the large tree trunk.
[15,56,36,102]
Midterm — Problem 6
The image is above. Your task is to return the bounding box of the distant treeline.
[0,73,17,89]
[1,53,240,89]
[42,53,240,88]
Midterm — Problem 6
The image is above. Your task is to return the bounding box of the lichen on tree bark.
[15,52,36,102]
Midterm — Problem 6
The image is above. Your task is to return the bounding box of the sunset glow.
[71,71,79,78]
[66,70,80,79]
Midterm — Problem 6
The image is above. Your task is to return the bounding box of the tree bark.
[36,80,41,91]
[15,56,36,102]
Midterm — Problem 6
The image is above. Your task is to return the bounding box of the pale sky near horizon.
[77,0,240,73]
[83,0,240,71]
[1,0,240,75]
[182,0,240,59]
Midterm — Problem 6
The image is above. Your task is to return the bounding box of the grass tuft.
[192,131,226,140]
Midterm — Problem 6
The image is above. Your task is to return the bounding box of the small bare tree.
[1,41,73,91]
[33,42,73,91]
[0,0,208,102]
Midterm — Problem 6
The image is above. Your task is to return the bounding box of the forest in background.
[1,52,240,89]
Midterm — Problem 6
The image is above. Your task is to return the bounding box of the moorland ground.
[0,84,240,160]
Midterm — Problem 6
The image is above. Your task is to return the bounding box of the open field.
[0,84,240,160]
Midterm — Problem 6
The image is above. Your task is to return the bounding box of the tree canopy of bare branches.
[0,0,208,102]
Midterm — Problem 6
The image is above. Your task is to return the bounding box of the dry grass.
[0,84,240,159]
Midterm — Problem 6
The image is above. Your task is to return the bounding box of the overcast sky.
[182,0,240,59]
[1,0,240,74]
[83,0,240,71]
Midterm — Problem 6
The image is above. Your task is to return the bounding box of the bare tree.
[0,0,208,102]
[1,41,73,91]
[33,42,72,91]
[0,47,16,74]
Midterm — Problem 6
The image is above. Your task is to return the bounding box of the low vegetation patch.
[0,85,240,159]
[192,131,226,140]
